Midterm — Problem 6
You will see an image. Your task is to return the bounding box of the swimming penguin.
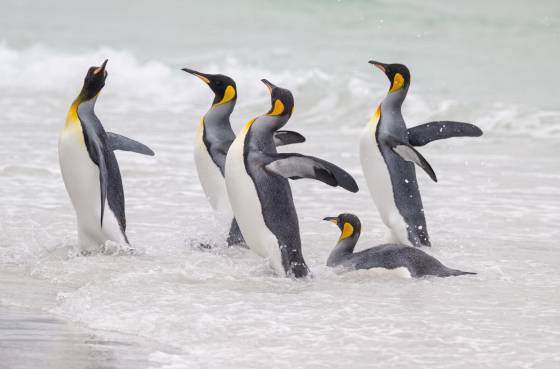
[59,60,155,252]
[182,68,306,246]
[324,213,476,278]
[225,79,359,277]
[359,61,482,247]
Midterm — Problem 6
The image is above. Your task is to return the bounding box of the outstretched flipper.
[407,121,483,147]
[263,153,359,192]
[391,143,438,182]
[107,132,155,156]
[273,130,306,146]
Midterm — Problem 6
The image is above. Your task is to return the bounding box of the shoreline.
[0,266,175,369]
[0,304,158,369]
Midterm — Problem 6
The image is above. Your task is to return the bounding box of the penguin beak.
[368,60,387,73]
[323,217,338,224]
[94,59,108,75]
[182,67,211,84]
[261,79,277,94]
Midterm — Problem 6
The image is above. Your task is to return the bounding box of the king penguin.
[323,213,476,278]
[359,61,482,247]
[182,68,305,246]
[59,60,155,252]
[225,79,358,278]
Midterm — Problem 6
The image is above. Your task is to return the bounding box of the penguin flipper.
[98,152,108,227]
[263,153,359,193]
[273,131,306,146]
[107,132,155,156]
[86,138,109,227]
[407,122,483,147]
[391,144,438,182]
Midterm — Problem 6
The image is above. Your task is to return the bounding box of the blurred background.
[1,0,559,118]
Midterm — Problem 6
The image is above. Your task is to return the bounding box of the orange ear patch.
[339,223,354,240]
[389,73,405,93]
[267,99,285,116]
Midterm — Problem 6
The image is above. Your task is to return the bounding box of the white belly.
[359,123,409,244]
[225,131,284,276]
[58,124,127,251]
[194,124,232,222]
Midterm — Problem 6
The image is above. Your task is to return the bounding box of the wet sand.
[0,267,169,369]
[0,304,164,369]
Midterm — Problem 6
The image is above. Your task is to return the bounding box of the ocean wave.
[0,43,558,137]
[0,43,332,112]
[476,104,560,138]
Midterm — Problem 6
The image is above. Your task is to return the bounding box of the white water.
[1,1,560,368]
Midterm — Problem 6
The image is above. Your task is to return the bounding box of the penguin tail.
[443,268,477,277]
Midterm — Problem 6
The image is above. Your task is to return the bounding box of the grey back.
[77,99,127,234]
[377,89,429,246]
[244,115,308,277]
[202,101,236,174]
[352,244,449,277]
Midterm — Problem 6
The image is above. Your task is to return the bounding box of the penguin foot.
[196,242,214,250]
[186,239,217,251]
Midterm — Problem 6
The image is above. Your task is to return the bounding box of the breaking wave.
[0,43,558,137]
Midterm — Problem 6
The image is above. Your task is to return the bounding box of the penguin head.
[323,213,361,240]
[182,68,237,106]
[368,61,410,93]
[80,59,108,101]
[261,79,294,122]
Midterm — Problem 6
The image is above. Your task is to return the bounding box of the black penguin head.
[182,68,237,106]
[369,61,410,93]
[323,213,361,240]
[261,79,294,119]
[79,59,108,101]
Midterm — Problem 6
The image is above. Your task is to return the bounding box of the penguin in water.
[182,68,305,246]
[324,213,476,278]
[59,60,155,252]
[225,79,358,278]
[359,61,482,247]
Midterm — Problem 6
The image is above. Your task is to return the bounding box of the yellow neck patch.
[267,99,285,116]
[65,99,80,128]
[198,116,205,131]
[339,222,354,241]
[214,85,236,106]
[63,98,85,145]
[370,105,381,125]
[241,117,257,135]
[389,72,405,93]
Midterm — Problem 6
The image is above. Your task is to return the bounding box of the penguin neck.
[203,100,235,132]
[247,115,287,151]
[65,92,97,127]
[380,87,408,115]
[76,95,98,115]
[327,232,360,267]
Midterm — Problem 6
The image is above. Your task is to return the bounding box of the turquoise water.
[2,0,559,107]
[1,1,560,368]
